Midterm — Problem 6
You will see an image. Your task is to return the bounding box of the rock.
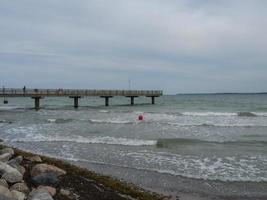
[0,153,12,162]
[11,166,25,176]
[0,185,13,198]
[31,172,59,187]
[0,179,9,188]
[24,156,42,163]
[28,188,53,200]
[31,164,66,178]
[38,186,56,196]
[59,189,70,197]
[2,172,23,184]
[0,148,14,156]
[7,157,25,176]
[0,162,23,183]
[10,183,29,194]
[8,156,23,167]
[59,189,77,200]
[0,194,16,200]
[10,190,25,200]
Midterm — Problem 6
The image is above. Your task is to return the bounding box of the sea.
[0,94,267,199]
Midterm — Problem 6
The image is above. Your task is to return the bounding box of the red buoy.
[138,114,144,121]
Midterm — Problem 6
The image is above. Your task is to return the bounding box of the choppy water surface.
[1,94,267,199]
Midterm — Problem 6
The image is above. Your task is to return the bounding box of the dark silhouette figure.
[23,86,26,95]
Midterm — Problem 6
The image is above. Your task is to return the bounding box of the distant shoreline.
[175,92,267,95]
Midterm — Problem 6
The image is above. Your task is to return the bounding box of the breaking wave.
[182,111,267,117]
[156,138,267,148]
[47,118,74,123]
[12,134,157,146]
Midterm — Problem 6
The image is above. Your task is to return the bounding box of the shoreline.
[1,143,267,200]
[0,144,167,200]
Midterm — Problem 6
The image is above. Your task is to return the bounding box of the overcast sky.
[0,0,266,94]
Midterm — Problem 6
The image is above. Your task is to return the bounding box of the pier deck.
[0,88,162,109]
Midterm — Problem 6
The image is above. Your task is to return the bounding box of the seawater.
[1,94,267,198]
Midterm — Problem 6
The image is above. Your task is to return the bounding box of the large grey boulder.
[8,156,23,167]
[10,166,25,177]
[0,179,8,188]
[0,194,16,200]
[31,164,66,177]
[37,186,56,197]
[31,172,59,187]
[24,156,42,163]
[0,185,13,199]
[0,162,23,183]
[0,153,12,162]
[10,183,29,194]
[0,148,14,156]
[28,188,54,200]
[10,190,25,200]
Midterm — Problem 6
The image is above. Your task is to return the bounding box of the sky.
[0,0,267,94]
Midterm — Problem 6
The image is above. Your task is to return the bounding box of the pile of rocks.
[0,147,73,200]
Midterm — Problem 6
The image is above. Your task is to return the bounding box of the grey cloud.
[0,0,267,93]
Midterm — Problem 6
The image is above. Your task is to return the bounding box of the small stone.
[0,185,13,198]
[31,172,59,187]
[11,190,25,200]
[25,156,42,163]
[0,179,9,188]
[31,164,66,177]
[0,153,12,162]
[28,188,53,200]
[59,189,70,197]
[0,148,14,156]
[38,186,56,196]
[10,183,29,194]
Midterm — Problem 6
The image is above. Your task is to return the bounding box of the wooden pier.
[0,88,163,109]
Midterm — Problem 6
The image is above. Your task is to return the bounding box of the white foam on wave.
[99,110,109,113]
[0,106,19,110]
[12,134,157,146]
[89,119,133,124]
[253,112,267,117]
[47,119,56,123]
[123,151,267,182]
[182,112,237,117]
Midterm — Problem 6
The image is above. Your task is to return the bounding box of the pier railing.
[0,88,162,97]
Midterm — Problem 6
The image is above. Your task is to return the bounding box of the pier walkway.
[0,88,163,109]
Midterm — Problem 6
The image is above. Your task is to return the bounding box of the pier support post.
[31,96,42,110]
[100,96,113,106]
[147,96,158,105]
[151,96,155,104]
[69,96,81,108]
[126,96,138,106]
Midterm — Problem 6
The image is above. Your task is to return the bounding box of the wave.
[0,106,20,111]
[237,112,257,117]
[89,119,134,124]
[181,111,267,117]
[12,135,157,146]
[47,118,74,123]
[0,120,12,124]
[88,118,267,127]
[156,138,267,148]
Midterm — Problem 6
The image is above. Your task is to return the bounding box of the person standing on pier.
[23,86,26,96]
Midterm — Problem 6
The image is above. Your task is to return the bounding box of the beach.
[1,94,267,199]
